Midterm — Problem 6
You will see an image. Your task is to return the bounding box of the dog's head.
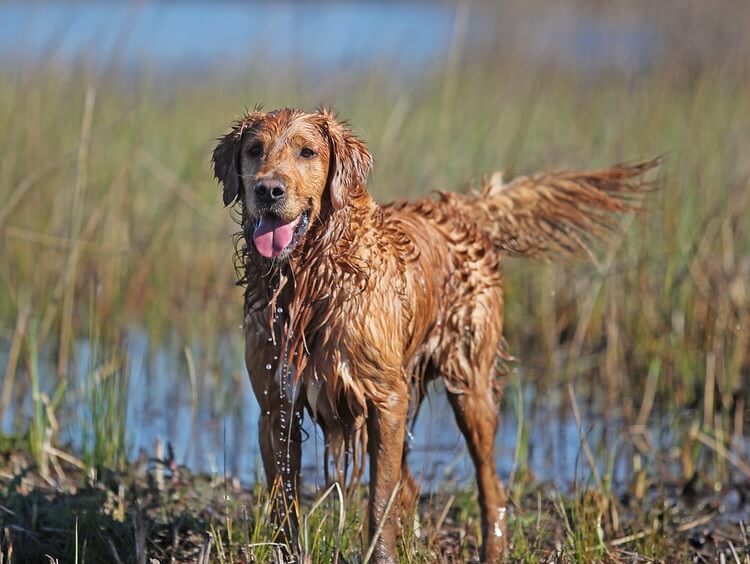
[212,108,372,259]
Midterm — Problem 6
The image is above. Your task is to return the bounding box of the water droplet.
[277,307,283,314]
[265,363,272,370]
[493,507,507,537]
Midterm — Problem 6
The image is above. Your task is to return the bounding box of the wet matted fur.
[212,107,660,562]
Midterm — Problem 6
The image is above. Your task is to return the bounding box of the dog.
[212,107,658,562]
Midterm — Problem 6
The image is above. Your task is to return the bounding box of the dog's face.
[212,108,372,259]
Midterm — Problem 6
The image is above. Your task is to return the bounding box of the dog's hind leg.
[323,424,346,487]
[447,385,507,562]
[441,285,508,562]
[321,411,368,499]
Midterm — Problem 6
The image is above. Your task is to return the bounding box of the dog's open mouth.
[252,210,311,258]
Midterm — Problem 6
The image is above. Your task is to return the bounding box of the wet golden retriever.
[212,107,658,562]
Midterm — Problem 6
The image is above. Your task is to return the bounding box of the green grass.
[79,348,129,479]
[26,319,49,477]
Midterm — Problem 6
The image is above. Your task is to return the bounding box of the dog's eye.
[248,144,263,156]
[300,147,316,158]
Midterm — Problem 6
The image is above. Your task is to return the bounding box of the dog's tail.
[451,157,662,260]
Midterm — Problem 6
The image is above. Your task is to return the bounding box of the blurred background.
[0,0,749,511]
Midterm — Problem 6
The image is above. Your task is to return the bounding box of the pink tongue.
[253,214,301,258]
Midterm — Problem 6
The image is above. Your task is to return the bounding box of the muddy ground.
[1,447,749,563]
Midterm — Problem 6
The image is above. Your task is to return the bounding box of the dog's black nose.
[254,179,286,204]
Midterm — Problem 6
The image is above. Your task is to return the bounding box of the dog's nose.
[254,179,286,204]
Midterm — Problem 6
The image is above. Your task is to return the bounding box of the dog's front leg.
[258,388,303,555]
[366,387,408,563]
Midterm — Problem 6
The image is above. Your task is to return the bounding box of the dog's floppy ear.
[212,111,264,207]
[319,110,373,210]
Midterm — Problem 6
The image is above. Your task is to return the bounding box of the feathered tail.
[449,157,662,260]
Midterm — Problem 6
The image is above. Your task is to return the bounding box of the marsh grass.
[79,346,129,478]
[27,320,49,477]
[1,2,750,560]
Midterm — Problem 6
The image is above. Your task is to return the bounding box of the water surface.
[1,330,652,492]
[0,1,658,75]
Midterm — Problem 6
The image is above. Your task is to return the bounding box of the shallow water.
[0,1,658,75]
[0,328,655,492]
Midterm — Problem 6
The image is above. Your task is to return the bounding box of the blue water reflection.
[0,1,658,74]
[0,2,455,72]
